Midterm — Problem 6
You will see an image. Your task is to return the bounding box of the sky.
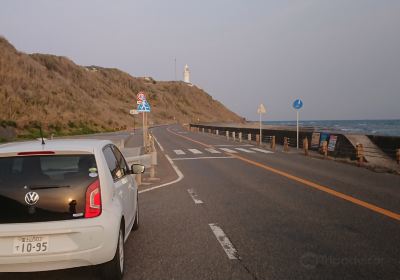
[1,0,399,121]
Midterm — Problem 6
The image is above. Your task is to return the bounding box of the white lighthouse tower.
[183,64,190,83]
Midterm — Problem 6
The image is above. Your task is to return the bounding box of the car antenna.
[39,126,45,145]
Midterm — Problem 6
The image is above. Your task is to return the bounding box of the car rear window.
[0,154,99,223]
[0,154,98,184]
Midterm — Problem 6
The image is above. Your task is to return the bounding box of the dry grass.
[0,36,243,140]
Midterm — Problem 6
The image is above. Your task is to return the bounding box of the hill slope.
[0,36,243,140]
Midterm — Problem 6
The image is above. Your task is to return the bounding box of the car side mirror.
[131,164,145,174]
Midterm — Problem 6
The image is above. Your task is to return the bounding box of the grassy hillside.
[0,36,243,141]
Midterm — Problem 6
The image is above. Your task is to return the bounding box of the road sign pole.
[259,112,262,145]
[296,110,299,149]
[142,112,146,147]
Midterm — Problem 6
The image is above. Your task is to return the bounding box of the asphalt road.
[2,124,400,279]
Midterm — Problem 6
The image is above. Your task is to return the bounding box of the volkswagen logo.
[25,192,40,205]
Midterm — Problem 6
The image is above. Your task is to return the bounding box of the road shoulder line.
[139,136,184,194]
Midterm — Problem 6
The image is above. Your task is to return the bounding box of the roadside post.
[233,132,236,141]
[226,131,229,140]
[283,137,289,152]
[292,99,303,149]
[322,141,328,158]
[248,133,251,141]
[271,136,276,150]
[239,132,242,143]
[129,109,139,133]
[356,143,364,166]
[257,104,266,146]
[303,138,309,156]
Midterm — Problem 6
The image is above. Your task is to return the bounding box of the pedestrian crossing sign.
[137,100,151,112]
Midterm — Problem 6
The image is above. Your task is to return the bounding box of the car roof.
[0,139,113,155]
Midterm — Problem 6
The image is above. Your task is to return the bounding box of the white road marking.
[235,148,255,153]
[251,148,274,154]
[188,149,203,154]
[171,156,233,161]
[187,189,203,204]
[153,135,164,152]
[139,154,184,194]
[205,148,221,154]
[209,223,239,260]
[174,149,186,155]
[214,144,253,147]
[220,148,238,153]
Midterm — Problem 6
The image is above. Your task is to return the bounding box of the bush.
[0,120,17,128]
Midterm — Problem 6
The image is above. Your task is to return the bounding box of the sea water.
[264,119,400,137]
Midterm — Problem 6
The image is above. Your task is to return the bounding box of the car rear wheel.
[100,226,125,280]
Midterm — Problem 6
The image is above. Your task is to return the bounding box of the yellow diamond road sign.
[257,104,266,114]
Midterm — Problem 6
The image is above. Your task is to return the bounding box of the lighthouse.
[183,64,190,83]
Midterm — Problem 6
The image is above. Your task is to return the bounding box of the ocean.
[263,119,400,137]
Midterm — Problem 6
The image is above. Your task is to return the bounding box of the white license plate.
[13,236,49,254]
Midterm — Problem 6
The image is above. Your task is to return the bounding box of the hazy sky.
[1,0,399,121]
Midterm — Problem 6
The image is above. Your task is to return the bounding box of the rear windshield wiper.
[29,185,71,190]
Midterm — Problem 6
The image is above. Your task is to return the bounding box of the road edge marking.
[139,135,184,194]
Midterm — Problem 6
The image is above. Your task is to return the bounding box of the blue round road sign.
[293,99,303,110]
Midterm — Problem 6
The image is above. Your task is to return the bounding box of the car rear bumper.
[0,209,120,272]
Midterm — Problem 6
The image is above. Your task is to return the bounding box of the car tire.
[132,197,139,231]
[100,225,125,280]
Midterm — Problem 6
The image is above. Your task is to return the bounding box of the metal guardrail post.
[271,136,276,151]
[303,138,309,156]
[283,137,289,152]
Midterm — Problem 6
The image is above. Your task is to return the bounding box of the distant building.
[183,64,190,83]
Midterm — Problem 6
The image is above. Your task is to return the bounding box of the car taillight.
[85,179,102,218]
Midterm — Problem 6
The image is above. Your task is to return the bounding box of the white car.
[0,139,144,279]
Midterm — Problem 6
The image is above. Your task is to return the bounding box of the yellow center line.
[167,127,400,221]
